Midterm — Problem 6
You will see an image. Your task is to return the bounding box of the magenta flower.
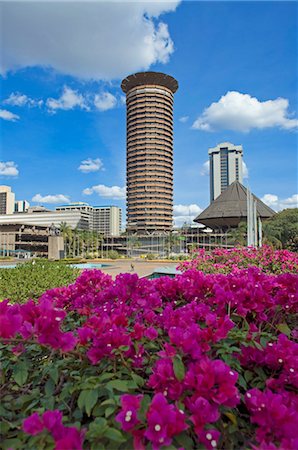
[0,300,23,339]
[148,357,183,400]
[23,412,44,435]
[186,396,219,435]
[116,394,143,432]
[144,327,158,340]
[144,393,187,450]
[54,427,84,450]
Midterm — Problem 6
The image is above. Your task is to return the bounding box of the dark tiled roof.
[194,181,275,228]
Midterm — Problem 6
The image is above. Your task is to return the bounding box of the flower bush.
[0,249,298,449]
[179,245,298,274]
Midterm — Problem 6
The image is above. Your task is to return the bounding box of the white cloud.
[200,160,210,176]
[1,2,179,80]
[46,86,88,112]
[0,161,19,176]
[173,203,202,227]
[83,184,126,200]
[200,159,249,179]
[192,91,298,132]
[78,158,104,173]
[179,116,189,123]
[242,161,249,179]
[32,193,70,204]
[120,95,126,106]
[3,92,43,107]
[0,109,19,121]
[261,193,298,212]
[94,92,117,111]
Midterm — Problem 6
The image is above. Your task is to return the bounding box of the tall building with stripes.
[121,72,178,233]
[209,142,243,202]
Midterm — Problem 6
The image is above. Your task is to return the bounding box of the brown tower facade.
[121,72,178,233]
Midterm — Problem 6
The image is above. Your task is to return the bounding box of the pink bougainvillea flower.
[144,393,187,450]
[54,426,85,450]
[0,300,23,339]
[185,396,219,436]
[22,412,44,435]
[116,394,143,432]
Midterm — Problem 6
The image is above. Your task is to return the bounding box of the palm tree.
[59,222,73,257]
[227,222,247,247]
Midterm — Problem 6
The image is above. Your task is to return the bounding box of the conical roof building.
[194,181,275,229]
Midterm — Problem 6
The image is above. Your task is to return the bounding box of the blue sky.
[0,0,297,227]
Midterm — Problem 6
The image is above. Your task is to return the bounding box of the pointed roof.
[194,181,275,228]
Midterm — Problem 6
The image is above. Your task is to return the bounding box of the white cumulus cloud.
[32,193,70,204]
[261,193,298,212]
[3,92,43,107]
[1,1,179,80]
[0,108,19,121]
[192,91,298,132]
[94,92,117,111]
[83,184,126,200]
[78,158,104,173]
[46,86,88,112]
[173,204,202,227]
[0,161,19,176]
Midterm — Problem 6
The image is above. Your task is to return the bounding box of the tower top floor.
[121,71,178,94]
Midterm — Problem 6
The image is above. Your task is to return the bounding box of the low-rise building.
[0,209,88,230]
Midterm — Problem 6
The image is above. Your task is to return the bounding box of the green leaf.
[175,432,194,448]
[138,395,151,422]
[106,379,129,392]
[173,355,185,382]
[2,438,22,449]
[13,361,28,386]
[48,367,59,384]
[276,323,291,337]
[105,405,116,418]
[244,370,253,383]
[45,378,55,396]
[238,374,247,389]
[103,427,126,443]
[131,373,145,387]
[85,389,99,416]
[78,389,98,414]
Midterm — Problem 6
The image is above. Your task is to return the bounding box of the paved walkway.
[97,259,179,279]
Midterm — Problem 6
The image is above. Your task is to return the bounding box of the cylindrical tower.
[121,71,178,234]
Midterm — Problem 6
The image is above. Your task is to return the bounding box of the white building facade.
[209,142,243,201]
[56,203,122,236]
[0,210,86,229]
[0,186,15,214]
[93,206,122,236]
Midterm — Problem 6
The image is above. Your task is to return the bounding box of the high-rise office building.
[121,71,178,233]
[209,142,243,201]
[55,203,122,236]
[0,186,15,214]
[93,206,122,237]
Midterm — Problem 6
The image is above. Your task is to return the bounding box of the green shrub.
[145,253,155,260]
[106,250,119,260]
[0,260,79,303]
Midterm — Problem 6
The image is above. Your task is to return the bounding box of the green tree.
[227,221,247,247]
[263,208,298,251]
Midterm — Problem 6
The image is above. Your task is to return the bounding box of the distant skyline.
[0,1,297,227]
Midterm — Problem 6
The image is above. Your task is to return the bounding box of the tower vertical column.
[121,72,178,234]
